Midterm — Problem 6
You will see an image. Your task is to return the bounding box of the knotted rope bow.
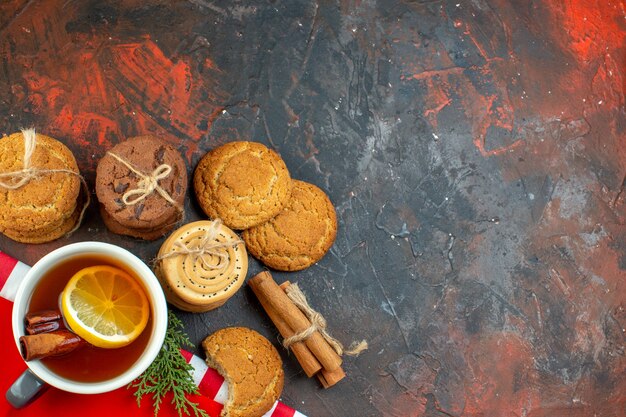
[0,129,79,189]
[282,283,368,357]
[0,128,90,236]
[155,219,243,271]
[106,151,181,208]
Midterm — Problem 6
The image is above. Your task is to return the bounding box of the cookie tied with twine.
[95,135,187,240]
[106,151,180,209]
[0,129,89,243]
[155,220,248,312]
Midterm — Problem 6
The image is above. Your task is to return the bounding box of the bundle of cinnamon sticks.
[248,271,346,388]
[20,310,85,361]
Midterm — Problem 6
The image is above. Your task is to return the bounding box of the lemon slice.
[61,265,150,349]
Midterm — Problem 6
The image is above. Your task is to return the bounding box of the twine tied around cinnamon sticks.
[249,271,368,388]
[155,218,243,271]
[107,151,182,210]
[283,283,368,357]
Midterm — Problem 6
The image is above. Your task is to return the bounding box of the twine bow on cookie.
[107,151,180,208]
[156,219,243,271]
[0,128,90,236]
[0,128,81,190]
[283,283,368,357]
[0,129,38,189]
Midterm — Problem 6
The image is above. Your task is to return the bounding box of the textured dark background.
[0,1,625,416]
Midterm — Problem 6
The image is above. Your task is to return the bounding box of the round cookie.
[155,262,237,313]
[193,141,291,230]
[154,263,213,313]
[202,327,284,417]
[0,131,80,233]
[2,199,80,244]
[2,175,89,244]
[156,220,248,312]
[100,204,179,241]
[96,135,187,230]
[242,180,337,271]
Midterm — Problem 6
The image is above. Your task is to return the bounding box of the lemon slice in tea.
[61,265,150,349]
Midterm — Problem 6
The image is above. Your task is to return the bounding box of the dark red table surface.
[1,1,624,416]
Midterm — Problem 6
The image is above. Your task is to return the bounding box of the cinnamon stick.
[278,281,346,387]
[249,271,342,372]
[256,281,322,377]
[317,367,346,388]
[25,309,66,334]
[25,310,61,326]
[26,320,65,335]
[19,330,86,361]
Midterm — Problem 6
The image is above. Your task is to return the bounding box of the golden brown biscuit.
[2,176,89,244]
[202,327,284,417]
[193,141,291,230]
[242,180,337,271]
[2,200,80,244]
[0,131,80,234]
[154,263,216,313]
[156,220,248,312]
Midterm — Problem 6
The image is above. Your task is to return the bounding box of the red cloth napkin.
[0,251,304,417]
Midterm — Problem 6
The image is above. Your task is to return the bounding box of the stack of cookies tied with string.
[154,219,248,312]
[0,129,89,244]
[95,135,187,240]
[193,141,337,272]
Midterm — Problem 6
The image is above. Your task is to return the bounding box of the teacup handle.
[6,368,49,408]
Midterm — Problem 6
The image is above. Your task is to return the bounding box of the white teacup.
[7,242,168,407]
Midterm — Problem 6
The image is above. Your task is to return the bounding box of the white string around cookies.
[0,128,90,237]
[106,151,181,209]
[0,129,79,190]
[156,219,243,271]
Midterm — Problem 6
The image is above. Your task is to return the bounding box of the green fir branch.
[128,311,208,417]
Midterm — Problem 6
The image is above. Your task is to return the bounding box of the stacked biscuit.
[0,130,87,244]
[193,141,337,271]
[155,220,248,312]
[95,135,187,240]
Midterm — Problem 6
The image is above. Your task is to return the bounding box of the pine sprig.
[128,311,208,417]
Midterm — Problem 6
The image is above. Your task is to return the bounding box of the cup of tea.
[6,242,168,407]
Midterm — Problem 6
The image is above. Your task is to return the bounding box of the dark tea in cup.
[8,242,167,408]
[26,253,153,382]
